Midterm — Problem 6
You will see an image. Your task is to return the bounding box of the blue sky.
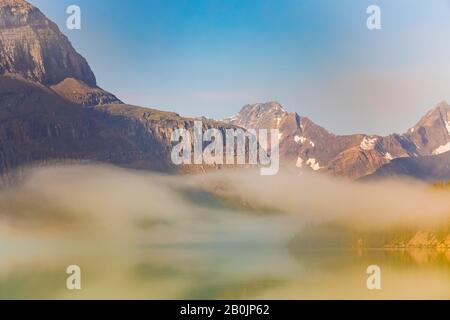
[30,0,450,135]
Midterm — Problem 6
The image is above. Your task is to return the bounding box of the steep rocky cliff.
[0,0,95,86]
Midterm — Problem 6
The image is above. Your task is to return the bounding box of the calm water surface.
[1,241,450,299]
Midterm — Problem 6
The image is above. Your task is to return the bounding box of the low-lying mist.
[1,164,450,249]
[192,169,450,230]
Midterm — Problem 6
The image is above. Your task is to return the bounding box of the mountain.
[224,102,417,179]
[0,0,237,178]
[50,78,121,107]
[403,101,450,156]
[0,0,95,86]
[225,102,360,173]
[367,102,450,181]
[0,0,121,106]
[224,102,450,180]
[224,102,292,130]
[0,74,172,173]
[366,152,450,181]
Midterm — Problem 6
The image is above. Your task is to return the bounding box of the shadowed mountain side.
[51,78,122,107]
[365,151,450,182]
[0,75,174,175]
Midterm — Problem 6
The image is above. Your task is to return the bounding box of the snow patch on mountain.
[385,153,393,161]
[294,135,306,144]
[360,137,377,151]
[306,158,321,171]
[296,157,304,168]
[432,142,450,155]
[446,120,450,136]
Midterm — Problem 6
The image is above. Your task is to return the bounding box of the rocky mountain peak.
[0,0,36,30]
[434,100,450,111]
[0,0,96,86]
[0,0,30,8]
[242,101,287,114]
[415,101,450,125]
[406,101,450,155]
[224,101,291,130]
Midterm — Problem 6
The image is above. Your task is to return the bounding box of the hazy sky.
[30,0,450,135]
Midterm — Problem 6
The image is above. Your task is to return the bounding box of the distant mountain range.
[1,0,450,181]
[224,101,450,180]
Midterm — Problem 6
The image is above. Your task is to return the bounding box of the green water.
[1,243,450,299]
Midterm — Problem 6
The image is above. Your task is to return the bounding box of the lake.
[1,239,450,299]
